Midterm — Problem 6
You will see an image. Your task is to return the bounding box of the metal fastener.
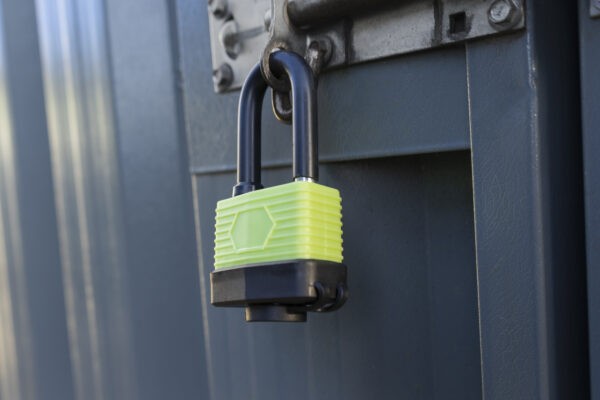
[488,0,522,30]
[306,37,333,75]
[208,0,228,19]
[213,63,233,92]
[219,20,242,59]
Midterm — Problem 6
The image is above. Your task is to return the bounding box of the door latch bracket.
[207,0,526,93]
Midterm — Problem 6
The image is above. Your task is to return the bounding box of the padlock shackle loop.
[234,63,268,197]
[269,51,318,181]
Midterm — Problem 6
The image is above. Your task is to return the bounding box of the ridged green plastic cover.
[214,181,343,269]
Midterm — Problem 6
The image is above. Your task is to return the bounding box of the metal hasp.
[211,51,347,322]
[207,0,526,92]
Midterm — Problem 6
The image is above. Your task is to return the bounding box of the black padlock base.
[210,260,348,322]
[245,305,307,322]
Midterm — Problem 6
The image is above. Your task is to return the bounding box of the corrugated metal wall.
[0,0,73,398]
[0,0,596,399]
[0,0,207,398]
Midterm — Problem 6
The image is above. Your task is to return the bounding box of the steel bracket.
[208,0,526,93]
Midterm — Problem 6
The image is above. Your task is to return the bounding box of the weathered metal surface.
[208,0,526,92]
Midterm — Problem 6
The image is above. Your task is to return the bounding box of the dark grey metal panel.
[467,1,587,398]
[193,153,482,400]
[176,0,470,175]
[467,35,545,399]
[36,0,139,397]
[333,154,481,400]
[105,0,209,398]
[0,1,74,399]
[178,0,590,398]
[0,0,213,397]
[31,0,209,398]
[579,0,600,398]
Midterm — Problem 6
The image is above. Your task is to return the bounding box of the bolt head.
[489,0,512,24]
[219,20,242,59]
[306,37,333,74]
[213,63,233,92]
[488,0,522,30]
[208,0,228,19]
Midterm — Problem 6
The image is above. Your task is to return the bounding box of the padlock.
[210,50,348,322]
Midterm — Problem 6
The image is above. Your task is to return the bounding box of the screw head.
[488,0,522,30]
[219,20,242,59]
[306,37,333,74]
[213,63,233,92]
[208,0,228,19]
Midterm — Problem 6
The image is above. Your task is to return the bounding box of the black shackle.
[233,50,318,197]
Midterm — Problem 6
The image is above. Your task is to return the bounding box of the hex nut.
[488,0,522,30]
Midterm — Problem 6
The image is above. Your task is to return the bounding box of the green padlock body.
[214,181,343,269]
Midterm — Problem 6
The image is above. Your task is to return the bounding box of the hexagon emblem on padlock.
[210,50,348,322]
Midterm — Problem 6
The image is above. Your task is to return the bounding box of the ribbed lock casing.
[214,181,343,269]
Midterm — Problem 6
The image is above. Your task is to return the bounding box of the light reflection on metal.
[0,3,36,399]
[34,0,137,399]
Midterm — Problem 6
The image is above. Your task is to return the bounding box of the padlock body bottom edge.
[210,259,348,322]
